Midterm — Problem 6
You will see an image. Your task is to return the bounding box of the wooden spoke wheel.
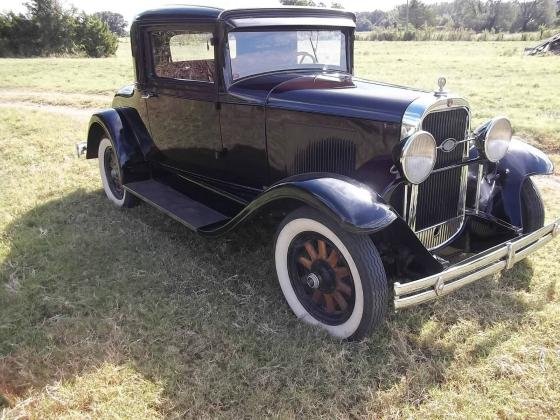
[288,233,356,325]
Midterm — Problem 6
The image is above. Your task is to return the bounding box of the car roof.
[134,5,356,25]
[135,5,223,22]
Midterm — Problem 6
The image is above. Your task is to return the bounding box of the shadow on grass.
[0,189,538,416]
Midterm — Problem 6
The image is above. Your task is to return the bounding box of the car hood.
[262,72,427,124]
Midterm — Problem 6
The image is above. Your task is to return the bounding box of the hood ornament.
[435,76,447,97]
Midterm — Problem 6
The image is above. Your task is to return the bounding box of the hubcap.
[306,273,320,289]
[288,233,355,325]
[104,146,124,200]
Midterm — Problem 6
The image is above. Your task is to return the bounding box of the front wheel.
[98,138,138,208]
[521,178,545,234]
[274,207,388,340]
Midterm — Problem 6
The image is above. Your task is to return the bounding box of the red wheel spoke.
[318,240,327,259]
[298,257,312,270]
[324,293,335,313]
[304,241,318,261]
[336,279,352,296]
[334,267,350,280]
[333,291,348,310]
[312,290,322,303]
[327,249,339,268]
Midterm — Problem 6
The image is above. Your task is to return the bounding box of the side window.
[151,30,215,83]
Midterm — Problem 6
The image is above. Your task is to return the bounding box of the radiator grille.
[416,167,463,230]
[409,107,469,248]
[423,108,469,168]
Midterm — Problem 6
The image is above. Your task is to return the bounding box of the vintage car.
[82,5,559,340]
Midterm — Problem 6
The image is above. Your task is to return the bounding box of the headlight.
[477,117,512,162]
[400,131,437,184]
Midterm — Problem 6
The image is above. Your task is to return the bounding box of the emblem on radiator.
[440,138,458,153]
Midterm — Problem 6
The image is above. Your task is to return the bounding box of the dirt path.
[0,88,109,120]
[0,87,110,105]
[0,101,95,120]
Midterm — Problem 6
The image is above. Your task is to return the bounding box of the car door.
[143,24,222,177]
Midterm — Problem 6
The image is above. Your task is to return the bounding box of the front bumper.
[394,219,560,309]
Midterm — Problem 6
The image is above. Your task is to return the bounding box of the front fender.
[200,173,398,236]
[493,138,554,227]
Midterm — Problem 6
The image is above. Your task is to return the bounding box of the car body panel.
[267,73,424,123]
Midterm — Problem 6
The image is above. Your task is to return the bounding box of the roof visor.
[227,17,356,29]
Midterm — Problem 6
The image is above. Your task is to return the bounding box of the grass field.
[1,41,560,418]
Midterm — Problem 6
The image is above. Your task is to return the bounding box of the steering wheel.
[297,51,318,64]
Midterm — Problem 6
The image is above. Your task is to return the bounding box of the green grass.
[0,39,134,95]
[1,41,560,418]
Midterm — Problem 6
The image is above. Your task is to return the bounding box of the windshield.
[227,30,348,80]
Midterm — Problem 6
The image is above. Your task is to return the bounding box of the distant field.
[1,40,560,418]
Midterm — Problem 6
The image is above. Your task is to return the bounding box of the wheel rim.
[103,145,124,200]
[287,232,356,325]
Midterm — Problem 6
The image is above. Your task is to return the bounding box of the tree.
[487,1,518,32]
[356,16,373,31]
[278,0,317,5]
[24,0,76,54]
[396,0,435,28]
[75,13,118,57]
[452,0,490,31]
[514,0,557,31]
[93,11,127,36]
[0,0,118,57]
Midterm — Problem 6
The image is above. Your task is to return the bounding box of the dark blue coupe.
[83,5,560,340]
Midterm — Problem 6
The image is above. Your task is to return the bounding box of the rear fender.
[86,108,152,182]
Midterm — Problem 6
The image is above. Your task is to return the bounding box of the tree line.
[279,0,559,33]
[0,0,128,57]
[357,0,559,33]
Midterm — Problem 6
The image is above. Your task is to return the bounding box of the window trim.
[224,26,352,85]
[146,23,218,88]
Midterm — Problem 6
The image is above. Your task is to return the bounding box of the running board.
[124,180,229,231]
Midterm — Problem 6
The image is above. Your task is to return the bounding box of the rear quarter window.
[151,31,215,83]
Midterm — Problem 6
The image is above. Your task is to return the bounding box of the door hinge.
[214,148,228,159]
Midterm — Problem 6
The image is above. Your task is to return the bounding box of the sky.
[1,0,452,24]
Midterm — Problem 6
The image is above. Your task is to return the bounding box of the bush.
[75,14,117,57]
[0,0,118,57]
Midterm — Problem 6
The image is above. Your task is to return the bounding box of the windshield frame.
[223,26,353,85]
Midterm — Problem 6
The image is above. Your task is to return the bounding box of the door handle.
[141,91,157,99]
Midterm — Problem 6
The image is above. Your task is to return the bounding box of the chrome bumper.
[394,220,560,309]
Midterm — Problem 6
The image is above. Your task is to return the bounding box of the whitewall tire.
[98,138,137,208]
[274,207,388,340]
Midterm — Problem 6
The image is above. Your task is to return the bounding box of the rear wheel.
[274,207,388,340]
[98,138,138,208]
[520,178,544,233]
